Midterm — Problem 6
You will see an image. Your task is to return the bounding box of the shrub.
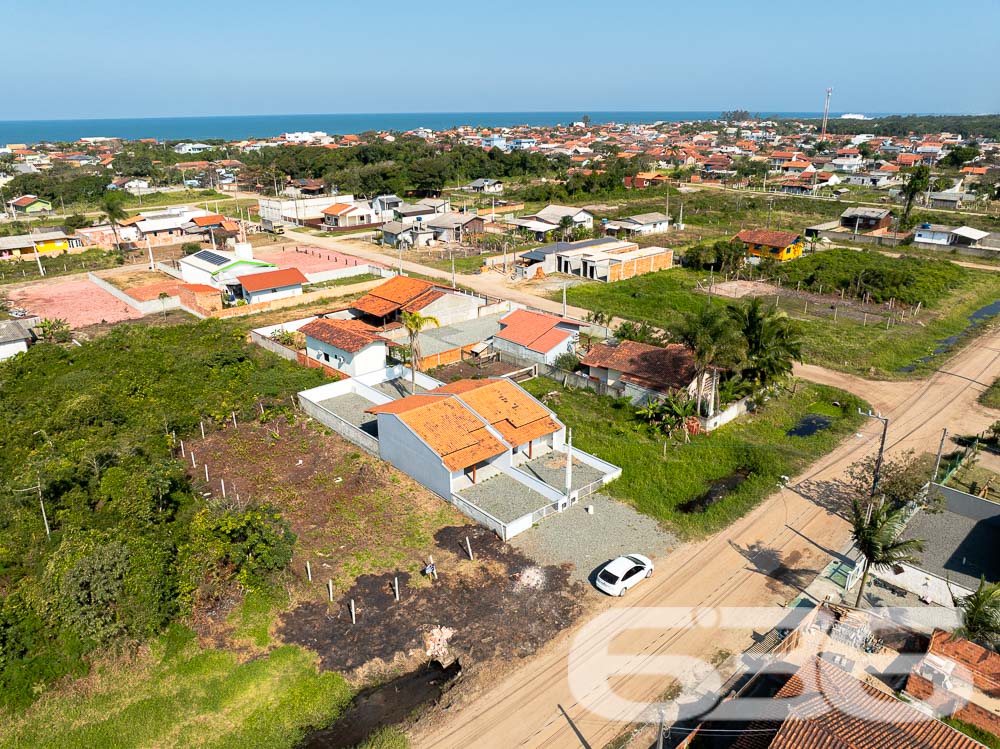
[554,352,580,372]
[182,242,202,255]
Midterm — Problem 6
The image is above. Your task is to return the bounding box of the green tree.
[401,310,440,393]
[39,318,71,342]
[952,576,1000,651]
[940,145,980,169]
[558,215,574,241]
[728,298,802,389]
[850,498,924,607]
[672,306,746,415]
[901,165,931,225]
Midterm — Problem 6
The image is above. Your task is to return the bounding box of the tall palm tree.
[952,576,1000,651]
[558,215,574,241]
[728,298,803,390]
[401,310,440,393]
[673,306,746,416]
[850,498,924,607]
[101,194,128,254]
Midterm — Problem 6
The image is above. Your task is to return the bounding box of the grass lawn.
[0,624,352,749]
[522,377,866,537]
[980,378,1000,409]
[0,248,122,286]
[943,717,1000,749]
[560,259,1000,378]
[304,272,382,290]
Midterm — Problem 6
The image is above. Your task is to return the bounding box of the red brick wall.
[906,673,1000,737]
[607,249,673,282]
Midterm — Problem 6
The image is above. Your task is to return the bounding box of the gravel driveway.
[512,494,676,585]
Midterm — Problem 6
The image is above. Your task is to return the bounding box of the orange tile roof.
[299,317,385,353]
[495,309,577,353]
[402,289,445,313]
[927,629,1000,696]
[192,214,224,226]
[352,275,437,318]
[237,267,308,293]
[736,229,801,248]
[434,379,560,447]
[582,341,696,393]
[321,202,355,216]
[370,395,506,471]
[765,656,981,749]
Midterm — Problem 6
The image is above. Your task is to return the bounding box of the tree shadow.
[729,541,817,594]
[787,477,856,520]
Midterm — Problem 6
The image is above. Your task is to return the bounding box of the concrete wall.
[246,285,303,305]
[249,331,298,362]
[376,414,452,498]
[298,391,380,454]
[305,339,386,377]
[930,483,1000,521]
[422,292,486,327]
[305,264,394,284]
[0,339,28,361]
[88,272,181,315]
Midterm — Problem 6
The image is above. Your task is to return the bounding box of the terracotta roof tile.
[237,267,308,293]
[581,341,696,393]
[766,657,981,749]
[352,275,437,318]
[736,229,801,248]
[299,318,385,353]
[192,214,225,226]
[927,629,1000,696]
[495,309,578,353]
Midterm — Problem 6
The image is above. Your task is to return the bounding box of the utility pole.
[15,477,50,538]
[858,408,889,499]
[820,87,833,142]
[932,428,948,483]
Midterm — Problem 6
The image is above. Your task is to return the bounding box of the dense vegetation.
[0,624,353,749]
[523,378,865,537]
[0,322,326,708]
[241,138,569,196]
[793,113,1000,140]
[768,249,968,306]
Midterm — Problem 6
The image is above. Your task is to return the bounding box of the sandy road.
[408,329,1000,749]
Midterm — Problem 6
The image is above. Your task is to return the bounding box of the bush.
[182,242,202,255]
[554,352,580,372]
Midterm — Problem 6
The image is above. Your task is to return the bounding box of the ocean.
[0,111,868,144]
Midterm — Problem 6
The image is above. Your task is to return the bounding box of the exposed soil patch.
[679,469,750,513]
[429,359,520,382]
[764,550,815,594]
[277,524,586,675]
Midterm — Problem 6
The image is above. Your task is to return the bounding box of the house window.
[322,352,330,362]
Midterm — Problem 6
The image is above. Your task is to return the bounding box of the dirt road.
[411,330,1000,748]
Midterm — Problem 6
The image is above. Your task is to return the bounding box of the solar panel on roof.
[194,250,230,266]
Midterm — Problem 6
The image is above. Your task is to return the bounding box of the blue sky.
[5,0,999,119]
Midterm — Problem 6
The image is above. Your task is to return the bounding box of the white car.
[595,554,654,596]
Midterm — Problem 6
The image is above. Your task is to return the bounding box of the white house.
[492,309,583,365]
[532,204,594,230]
[380,220,434,248]
[177,248,276,287]
[468,178,504,194]
[257,194,355,226]
[913,223,955,246]
[604,212,671,237]
[236,267,308,305]
[173,142,214,154]
[0,320,32,361]
[321,201,378,229]
[299,318,388,376]
[367,378,565,496]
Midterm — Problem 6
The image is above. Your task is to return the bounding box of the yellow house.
[736,229,804,262]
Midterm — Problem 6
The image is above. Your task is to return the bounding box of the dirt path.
[410,328,1000,749]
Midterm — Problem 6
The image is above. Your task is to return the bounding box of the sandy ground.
[253,244,385,274]
[8,275,144,328]
[402,334,1000,747]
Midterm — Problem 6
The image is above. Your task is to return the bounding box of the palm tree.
[401,310,440,393]
[558,215,574,241]
[850,498,924,607]
[673,306,746,416]
[728,298,803,390]
[952,576,1000,650]
[101,194,128,254]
